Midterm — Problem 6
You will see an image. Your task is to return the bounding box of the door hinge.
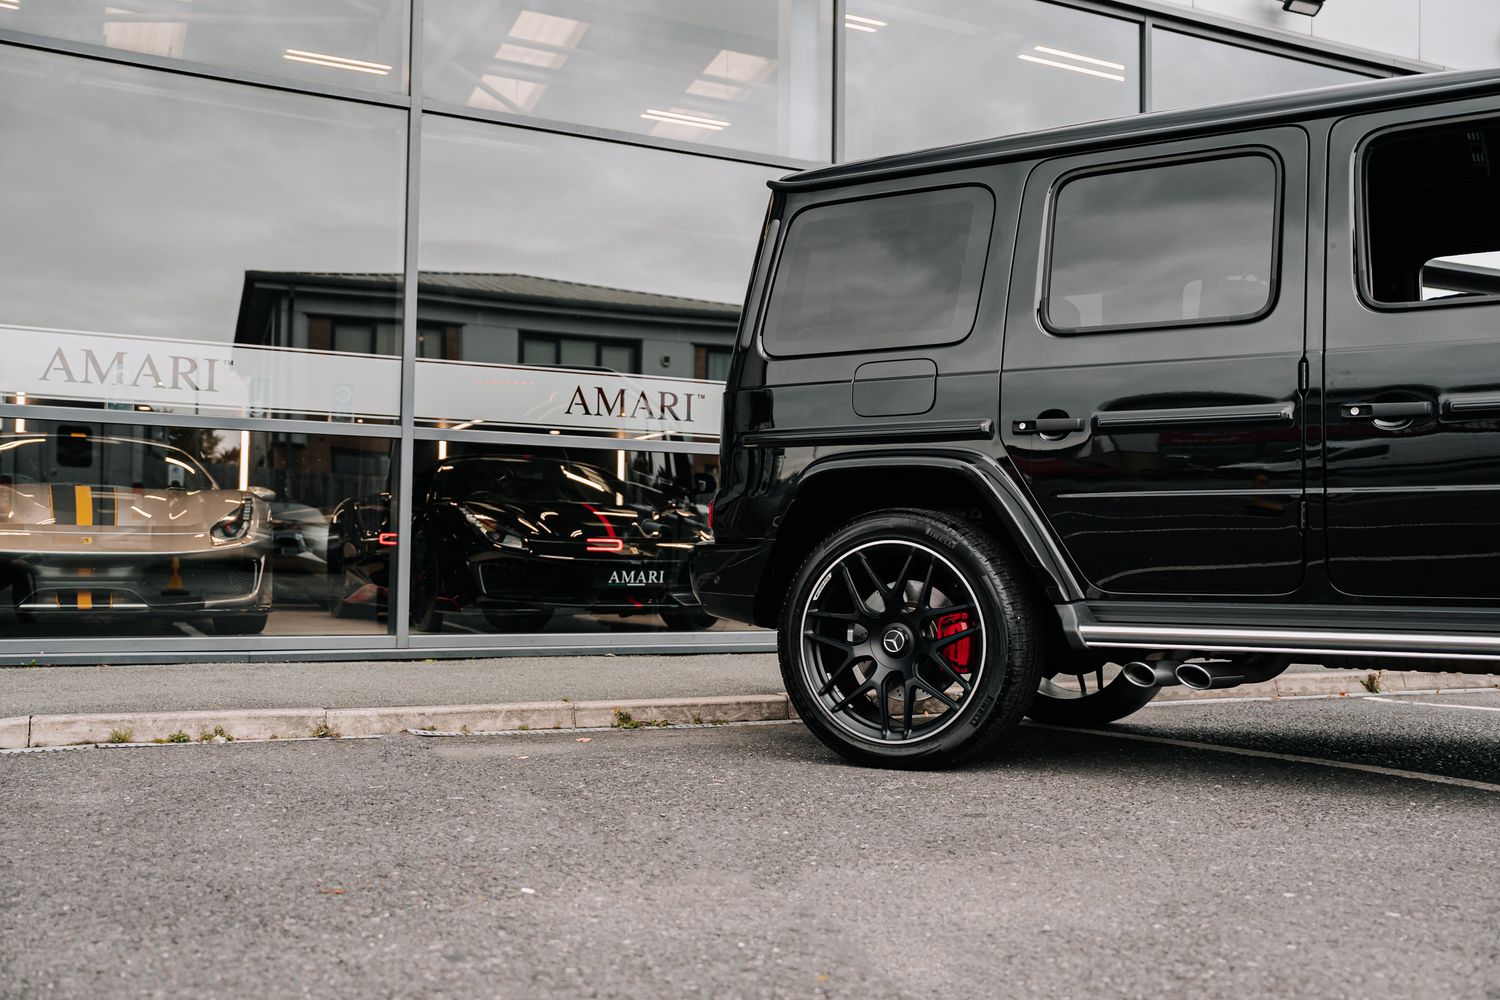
[1298,357,1310,394]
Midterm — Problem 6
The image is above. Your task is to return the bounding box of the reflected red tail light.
[707,499,714,534]
[586,537,624,553]
[377,532,399,547]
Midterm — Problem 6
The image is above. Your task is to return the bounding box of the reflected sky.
[843,0,1140,160]
[418,114,777,306]
[1150,29,1370,112]
[0,48,407,345]
[1049,156,1278,330]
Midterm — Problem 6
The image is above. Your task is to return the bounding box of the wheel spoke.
[901,680,915,734]
[916,555,937,612]
[912,677,961,712]
[838,563,869,616]
[829,680,876,716]
[816,654,860,697]
[805,631,854,654]
[1095,666,1106,692]
[877,675,894,740]
[926,652,973,694]
[806,608,860,622]
[931,627,977,652]
[921,601,975,620]
[889,547,916,606]
[853,553,887,613]
[1076,673,1089,695]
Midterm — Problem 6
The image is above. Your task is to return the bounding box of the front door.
[1002,128,1308,598]
[1324,101,1500,601]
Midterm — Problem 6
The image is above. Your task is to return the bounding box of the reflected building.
[0,0,1491,658]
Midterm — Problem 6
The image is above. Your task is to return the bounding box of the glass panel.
[1047,156,1278,332]
[423,0,830,160]
[414,116,772,438]
[762,187,994,356]
[400,440,745,634]
[1364,119,1500,305]
[0,418,396,638]
[0,0,408,94]
[0,49,407,423]
[1150,30,1372,112]
[843,0,1139,160]
[1420,0,1500,69]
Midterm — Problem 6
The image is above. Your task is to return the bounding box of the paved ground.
[0,654,787,717]
[3,690,1499,999]
[0,656,1375,719]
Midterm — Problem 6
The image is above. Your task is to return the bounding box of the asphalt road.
[3,691,1499,999]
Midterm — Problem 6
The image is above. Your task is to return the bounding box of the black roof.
[774,70,1500,192]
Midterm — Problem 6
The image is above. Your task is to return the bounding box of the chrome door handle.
[1012,417,1085,435]
[1340,401,1431,420]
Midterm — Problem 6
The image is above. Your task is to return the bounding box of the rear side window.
[1045,153,1279,333]
[1363,117,1500,305]
[761,186,994,357]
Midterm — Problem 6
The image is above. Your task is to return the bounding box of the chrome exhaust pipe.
[1122,660,1182,688]
[1175,656,1290,691]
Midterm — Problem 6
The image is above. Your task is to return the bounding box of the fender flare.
[792,451,1086,605]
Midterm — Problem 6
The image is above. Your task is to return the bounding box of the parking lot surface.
[3,690,1498,999]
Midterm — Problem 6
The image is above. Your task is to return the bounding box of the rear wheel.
[660,606,717,631]
[779,509,1043,768]
[1025,661,1159,726]
[213,613,268,636]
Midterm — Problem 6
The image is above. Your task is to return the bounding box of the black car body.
[331,452,712,631]
[692,70,1500,765]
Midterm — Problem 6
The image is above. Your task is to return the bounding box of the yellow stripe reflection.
[74,485,93,526]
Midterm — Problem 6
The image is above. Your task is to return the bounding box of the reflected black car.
[329,453,714,631]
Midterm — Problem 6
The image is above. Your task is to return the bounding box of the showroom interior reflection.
[423,0,830,160]
[372,439,736,635]
[0,419,396,638]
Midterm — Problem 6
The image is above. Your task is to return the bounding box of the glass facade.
[0,0,1466,658]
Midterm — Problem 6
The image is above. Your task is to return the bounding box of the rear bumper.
[690,539,774,627]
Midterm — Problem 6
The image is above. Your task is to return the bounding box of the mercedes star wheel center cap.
[882,625,910,655]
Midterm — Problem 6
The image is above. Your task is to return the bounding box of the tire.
[1025,661,1160,727]
[409,535,444,633]
[660,606,717,631]
[779,509,1044,768]
[214,613,268,636]
[481,607,553,632]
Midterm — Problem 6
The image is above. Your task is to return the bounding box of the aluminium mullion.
[394,0,424,648]
[831,0,845,163]
[0,28,413,110]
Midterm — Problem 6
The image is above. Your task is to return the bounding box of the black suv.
[691,70,1500,767]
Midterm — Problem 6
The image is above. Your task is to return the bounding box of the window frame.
[1039,146,1285,337]
[758,183,996,360]
[1355,110,1500,314]
[517,331,642,373]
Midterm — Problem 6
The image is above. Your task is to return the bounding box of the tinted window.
[1047,155,1278,333]
[1363,119,1500,305]
[761,187,994,356]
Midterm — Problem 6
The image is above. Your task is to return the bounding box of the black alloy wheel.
[779,509,1043,767]
[409,534,444,633]
[1025,661,1160,726]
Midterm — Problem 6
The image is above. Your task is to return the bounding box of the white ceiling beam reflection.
[283,48,392,76]
[1016,44,1125,82]
[639,109,730,131]
[844,14,887,32]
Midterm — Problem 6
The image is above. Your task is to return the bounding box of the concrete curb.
[1,672,1494,749]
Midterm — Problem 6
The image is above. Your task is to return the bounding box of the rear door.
[1324,100,1500,601]
[1001,129,1309,597]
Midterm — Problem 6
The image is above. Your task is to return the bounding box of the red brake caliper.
[934,612,971,673]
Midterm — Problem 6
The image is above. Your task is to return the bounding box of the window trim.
[758,183,997,360]
[1039,146,1285,337]
[518,331,642,373]
[1355,110,1500,314]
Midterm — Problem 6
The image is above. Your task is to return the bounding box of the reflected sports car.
[0,431,273,634]
[329,453,715,631]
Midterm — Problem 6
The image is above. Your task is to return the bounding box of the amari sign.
[414,357,721,437]
[2,325,723,438]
